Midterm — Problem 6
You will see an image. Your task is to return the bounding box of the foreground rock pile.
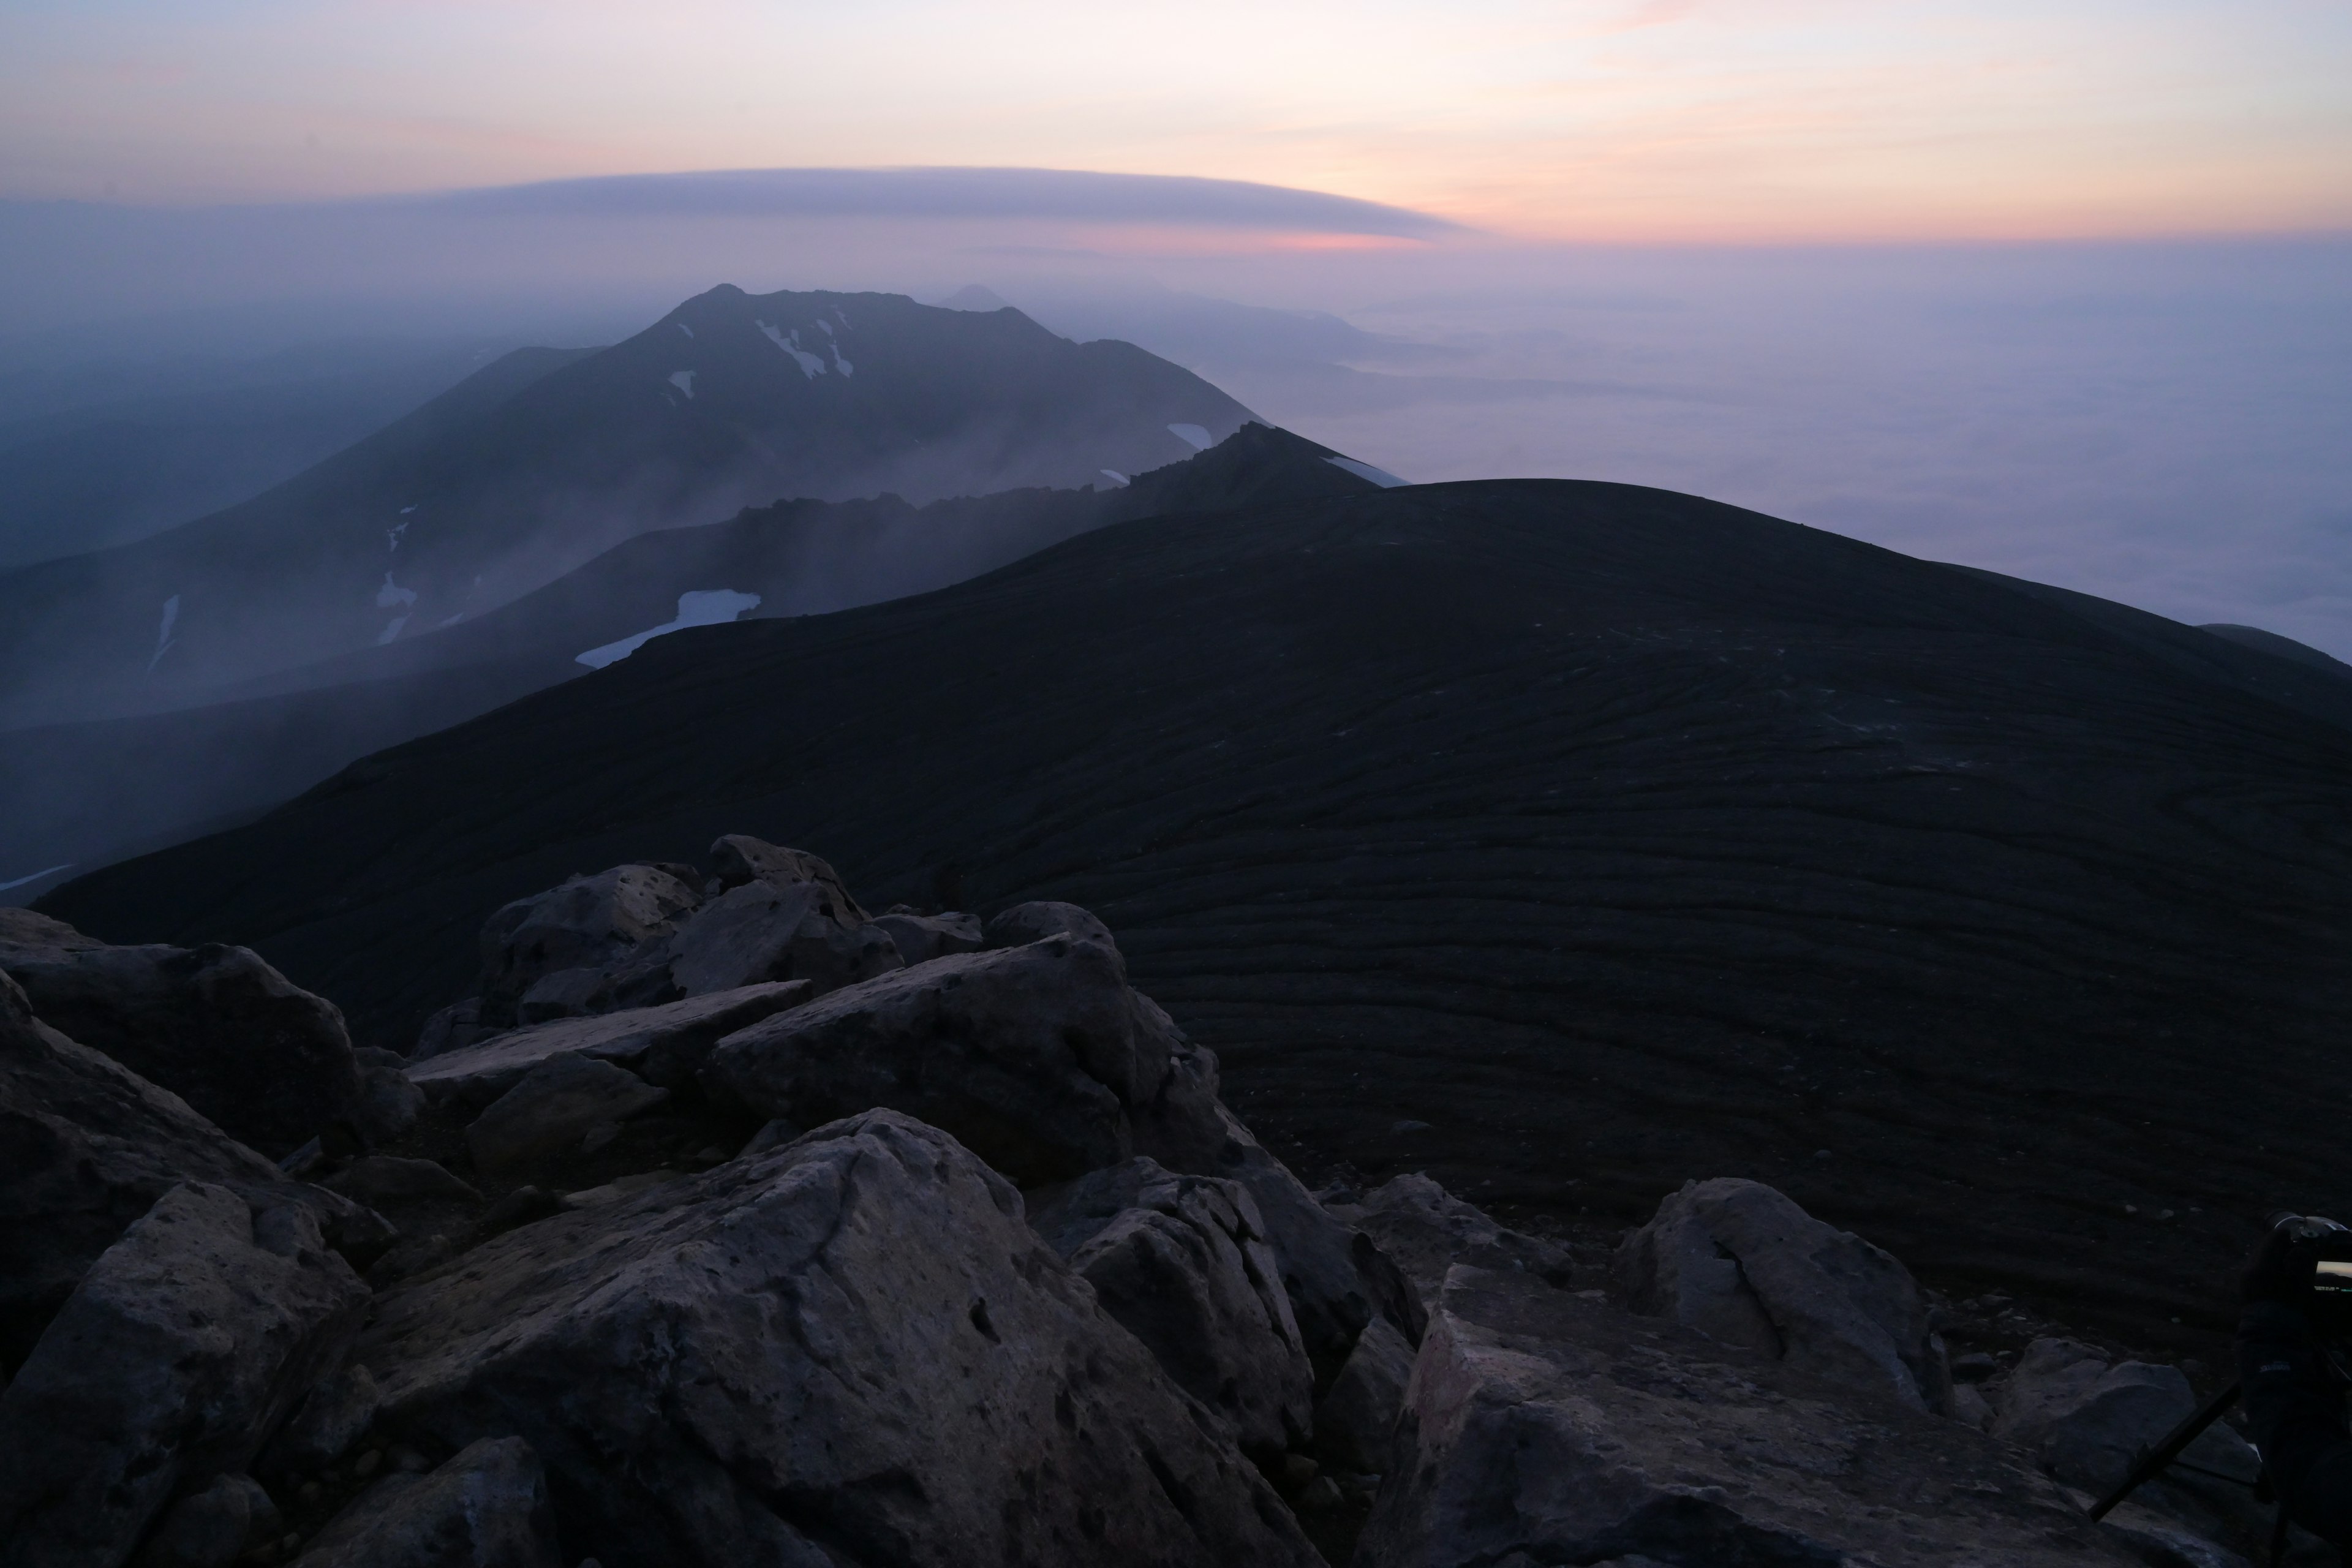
[0,839,2278,1566]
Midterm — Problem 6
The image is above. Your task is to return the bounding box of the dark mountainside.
[44,478,2352,1354]
[0,425,1380,900]
[0,286,1253,726]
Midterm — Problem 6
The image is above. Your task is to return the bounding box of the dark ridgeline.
[42,478,2352,1346]
[0,424,1379,891]
[0,286,1254,728]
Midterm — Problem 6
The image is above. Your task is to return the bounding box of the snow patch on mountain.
[669,371,696,398]
[0,863,72,893]
[756,320,826,379]
[1100,470,1130,487]
[146,595,179,673]
[376,575,418,609]
[576,589,764,669]
[377,615,410,645]
[1168,423,1213,451]
[1326,455,1409,488]
[677,322,693,338]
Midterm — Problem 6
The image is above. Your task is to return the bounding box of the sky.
[5,0,2351,243]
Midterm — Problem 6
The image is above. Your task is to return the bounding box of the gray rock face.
[359,1110,1319,1568]
[870,910,984,967]
[353,1047,425,1142]
[1616,1177,1951,1414]
[327,1156,482,1206]
[702,937,1178,1185]
[137,1472,280,1568]
[1357,1264,2139,1568]
[663,879,903,998]
[983,900,1116,952]
[1313,1316,1415,1474]
[0,1182,369,1567]
[1333,1172,1577,1303]
[0,915,361,1158]
[290,1436,560,1568]
[412,998,486,1062]
[465,1054,669,1181]
[0,973,384,1368]
[258,1363,382,1485]
[407,982,807,1114]
[476,865,703,1028]
[1031,1157,1313,1455]
[706,835,869,925]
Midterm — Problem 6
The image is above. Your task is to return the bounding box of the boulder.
[137,1473,280,1568]
[871,911,984,967]
[983,900,1116,952]
[0,972,388,1368]
[1991,1338,2264,1550]
[706,834,869,925]
[0,915,361,1158]
[412,999,487,1063]
[662,879,903,998]
[353,1048,425,1142]
[1356,1264,2140,1568]
[1313,1316,1415,1474]
[358,1110,1320,1567]
[290,1436,560,1568]
[1332,1172,1577,1303]
[475,865,703,1028]
[701,936,1178,1185]
[258,1363,382,1485]
[327,1156,483,1207]
[1616,1177,1951,1414]
[1031,1157,1313,1455]
[464,1055,669,1180]
[407,982,807,1114]
[0,1182,369,1566]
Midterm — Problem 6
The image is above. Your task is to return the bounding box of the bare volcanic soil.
[46,480,2352,1352]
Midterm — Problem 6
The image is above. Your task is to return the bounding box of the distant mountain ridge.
[0,286,1254,726]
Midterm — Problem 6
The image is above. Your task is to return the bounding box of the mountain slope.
[0,425,1379,899]
[42,479,2352,1345]
[0,287,1254,725]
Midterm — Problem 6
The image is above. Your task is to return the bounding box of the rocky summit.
[0,834,2310,1566]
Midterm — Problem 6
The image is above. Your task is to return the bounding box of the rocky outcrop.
[0,1182,369,1566]
[258,1363,382,1486]
[352,1047,424,1142]
[464,1054,669,1180]
[0,972,387,1368]
[871,910,984,966]
[1,910,361,1158]
[1312,1317,1416,1475]
[358,1110,1321,1567]
[659,878,903,999]
[290,1437,560,1568]
[137,1472,282,1568]
[983,900,1116,951]
[1616,1175,1953,1414]
[475,864,703,1028]
[1031,1156,1313,1455]
[1330,1172,1577,1303]
[706,835,867,923]
[701,935,1177,1185]
[1357,1263,2139,1568]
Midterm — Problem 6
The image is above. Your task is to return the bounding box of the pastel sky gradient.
[4,0,2349,241]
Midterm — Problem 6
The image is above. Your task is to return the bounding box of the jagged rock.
[0,1182,369,1566]
[662,878,903,998]
[1136,1077,1426,1390]
[464,1055,668,1180]
[412,999,486,1062]
[1330,1172,1577,1302]
[514,967,611,1025]
[1313,1316,1415,1473]
[475,865,703,1028]
[1031,1156,1313,1455]
[258,1363,382,1485]
[983,900,1116,952]
[353,1048,425,1142]
[0,972,388,1367]
[1616,1176,1952,1414]
[290,1436,560,1568]
[701,935,1176,1185]
[407,982,807,1113]
[870,910,984,967]
[2097,1500,2255,1568]
[137,1472,280,1568]
[706,835,869,925]
[327,1156,482,1206]
[1356,1264,2139,1568]
[0,913,361,1158]
[1991,1338,2264,1550]
[358,1110,1320,1567]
